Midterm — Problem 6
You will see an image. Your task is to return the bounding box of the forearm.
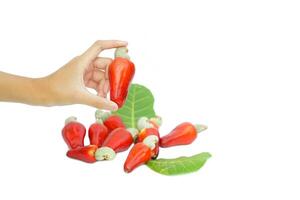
[0,41,125,110]
[0,71,53,106]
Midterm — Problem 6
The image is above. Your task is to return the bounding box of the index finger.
[81,40,128,61]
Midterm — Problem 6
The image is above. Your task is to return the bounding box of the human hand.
[43,40,128,110]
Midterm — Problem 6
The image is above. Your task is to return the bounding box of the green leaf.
[113,84,156,128]
[147,152,212,176]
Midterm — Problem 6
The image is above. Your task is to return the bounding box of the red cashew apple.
[66,145,97,163]
[88,119,109,147]
[95,128,138,161]
[62,116,86,149]
[124,135,159,173]
[95,110,126,133]
[136,127,160,159]
[160,122,207,148]
[109,47,135,108]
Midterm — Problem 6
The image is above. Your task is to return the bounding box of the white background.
[0,0,299,199]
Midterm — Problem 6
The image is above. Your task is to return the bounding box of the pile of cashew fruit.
[61,47,210,175]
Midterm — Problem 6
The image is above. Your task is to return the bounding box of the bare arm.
[0,40,127,110]
[0,71,50,105]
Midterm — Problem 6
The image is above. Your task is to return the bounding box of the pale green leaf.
[147,152,212,175]
[114,84,156,128]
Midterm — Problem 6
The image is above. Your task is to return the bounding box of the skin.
[0,40,128,110]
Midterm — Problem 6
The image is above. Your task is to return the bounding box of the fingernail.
[118,41,128,45]
[111,103,118,111]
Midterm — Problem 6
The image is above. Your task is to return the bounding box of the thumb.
[80,92,118,111]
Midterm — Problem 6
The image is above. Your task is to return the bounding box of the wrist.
[30,76,58,106]
[0,72,61,106]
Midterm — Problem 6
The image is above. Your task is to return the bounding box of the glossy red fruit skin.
[88,123,108,147]
[124,143,152,173]
[136,128,160,159]
[136,128,160,143]
[160,122,197,148]
[102,128,133,153]
[103,115,126,133]
[62,121,86,149]
[66,145,97,163]
[151,145,159,159]
[109,57,135,108]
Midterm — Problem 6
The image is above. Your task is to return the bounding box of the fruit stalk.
[137,116,162,131]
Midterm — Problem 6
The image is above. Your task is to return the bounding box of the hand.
[44,40,128,110]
